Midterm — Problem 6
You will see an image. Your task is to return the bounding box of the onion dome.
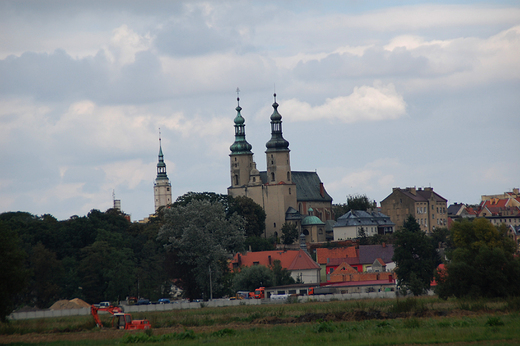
[265,93,289,152]
[230,97,253,155]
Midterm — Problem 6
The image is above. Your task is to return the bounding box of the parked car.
[158,298,171,304]
[135,299,151,305]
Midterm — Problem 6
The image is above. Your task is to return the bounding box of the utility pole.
[209,266,213,300]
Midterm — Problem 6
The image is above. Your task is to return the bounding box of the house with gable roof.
[358,243,395,272]
[333,210,395,240]
[230,249,321,284]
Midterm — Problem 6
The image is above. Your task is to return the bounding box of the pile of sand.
[49,298,91,310]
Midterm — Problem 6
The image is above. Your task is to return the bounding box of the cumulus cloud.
[279,81,406,123]
[106,25,153,66]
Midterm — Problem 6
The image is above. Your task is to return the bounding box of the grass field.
[2,296,520,345]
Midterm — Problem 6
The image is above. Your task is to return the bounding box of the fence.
[8,291,396,321]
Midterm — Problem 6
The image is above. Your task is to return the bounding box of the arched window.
[271,172,275,181]
[303,229,309,236]
[287,172,290,181]
[234,175,239,185]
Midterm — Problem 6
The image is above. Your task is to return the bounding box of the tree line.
[0,192,293,322]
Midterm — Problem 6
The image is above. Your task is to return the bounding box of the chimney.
[320,183,324,198]
[382,242,386,248]
[408,187,416,195]
[268,255,272,265]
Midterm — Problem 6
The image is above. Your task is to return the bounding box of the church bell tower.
[229,92,254,188]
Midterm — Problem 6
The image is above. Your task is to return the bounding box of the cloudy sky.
[1,1,519,221]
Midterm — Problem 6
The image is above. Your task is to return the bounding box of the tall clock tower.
[154,137,172,212]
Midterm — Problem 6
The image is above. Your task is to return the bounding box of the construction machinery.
[253,287,265,299]
[91,304,151,330]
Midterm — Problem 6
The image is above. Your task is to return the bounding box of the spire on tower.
[230,89,252,155]
[266,93,289,152]
[156,128,168,180]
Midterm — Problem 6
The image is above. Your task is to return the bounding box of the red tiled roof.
[288,250,321,270]
[333,262,358,274]
[327,257,359,266]
[375,258,385,266]
[315,247,358,264]
[482,199,508,208]
[230,250,320,271]
[324,279,395,287]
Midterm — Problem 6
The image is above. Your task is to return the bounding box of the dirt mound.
[49,299,90,310]
[70,298,90,308]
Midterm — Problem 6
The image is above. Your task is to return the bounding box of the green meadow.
[2,297,520,345]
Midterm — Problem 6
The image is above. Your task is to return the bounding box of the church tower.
[265,93,292,184]
[154,135,172,212]
[229,94,254,187]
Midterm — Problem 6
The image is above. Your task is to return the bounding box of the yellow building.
[227,94,333,240]
[380,187,447,234]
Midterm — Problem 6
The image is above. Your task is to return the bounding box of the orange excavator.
[91,304,151,330]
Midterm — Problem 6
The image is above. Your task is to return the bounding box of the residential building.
[380,187,448,234]
[475,188,520,231]
[153,137,172,212]
[227,94,333,239]
[315,246,359,282]
[447,203,477,220]
[315,244,395,282]
[333,210,395,241]
[481,188,520,206]
[229,249,321,284]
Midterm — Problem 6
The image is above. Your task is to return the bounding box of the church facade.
[227,94,333,241]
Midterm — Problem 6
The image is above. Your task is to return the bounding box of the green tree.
[173,192,230,211]
[392,215,437,296]
[270,260,295,286]
[245,236,275,252]
[158,199,246,300]
[0,222,29,322]
[281,223,299,245]
[29,243,64,308]
[228,196,266,238]
[333,194,375,220]
[435,219,520,299]
[232,265,275,292]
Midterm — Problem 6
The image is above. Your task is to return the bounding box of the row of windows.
[417,206,447,214]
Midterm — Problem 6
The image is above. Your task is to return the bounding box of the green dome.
[301,215,325,226]
[230,103,253,155]
[265,95,289,152]
[234,106,245,125]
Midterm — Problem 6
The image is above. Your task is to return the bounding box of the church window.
[253,177,256,182]
[289,188,291,194]
[271,172,275,181]
[303,229,309,236]
[287,172,290,181]
[234,175,239,185]
[274,222,276,228]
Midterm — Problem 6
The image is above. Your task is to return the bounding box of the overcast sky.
[1,1,519,221]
